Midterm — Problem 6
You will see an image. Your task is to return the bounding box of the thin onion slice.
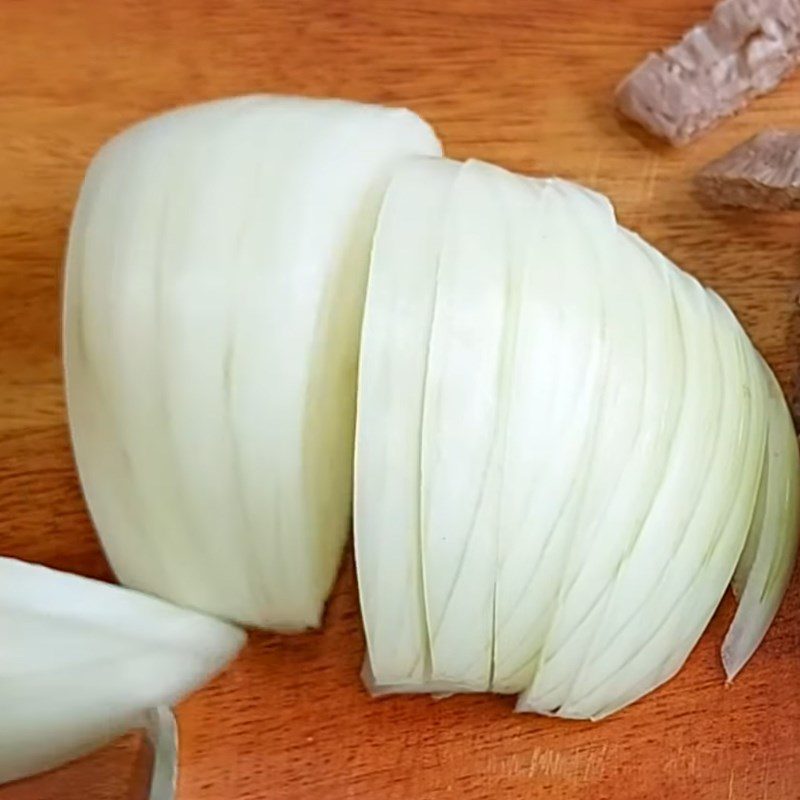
[0,557,244,785]
[419,159,513,691]
[355,156,461,688]
[64,95,441,630]
[722,362,800,680]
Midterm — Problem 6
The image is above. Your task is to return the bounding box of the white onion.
[64,95,441,630]
[62,94,797,718]
[722,362,800,681]
[0,557,244,784]
[420,159,513,691]
[355,156,798,718]
[355,156,460,688]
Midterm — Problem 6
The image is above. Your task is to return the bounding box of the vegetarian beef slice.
[616,0,800,145]
[695,130,800,208]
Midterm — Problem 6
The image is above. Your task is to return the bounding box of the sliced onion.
[64,95,441,630]
[355,157,798,718]
[496,182,674,691]
[526,277,768,719]
[419,159,512,691]
[355,156,460,688]
[0,558,244,784]
[511,224,686,712]
[722,362,800,680]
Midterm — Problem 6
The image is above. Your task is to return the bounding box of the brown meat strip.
[616,0,800,145]
[695,130,800,208]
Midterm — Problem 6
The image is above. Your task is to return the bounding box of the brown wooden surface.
[1,0,799,798]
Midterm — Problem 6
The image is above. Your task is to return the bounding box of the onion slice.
[530,279,768,719]
[0,558,244,785]
[355,156,460,688]
[722,362,800,680]
[514,226,686,712]
[64,95,441,630]
[419,159,511,691]
[492,176,622,693]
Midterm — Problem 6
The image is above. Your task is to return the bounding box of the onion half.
[355,157,798,718]
[64,95,441,630]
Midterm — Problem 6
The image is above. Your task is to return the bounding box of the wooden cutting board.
[1,1,799,798]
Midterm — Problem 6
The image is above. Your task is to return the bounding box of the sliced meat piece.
[616,0,800,145]
[695,130,800,208]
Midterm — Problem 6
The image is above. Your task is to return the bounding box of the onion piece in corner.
[722,363,800,681]
[64,96,441,630]
[355,156,461,689]
[0,558,244,785]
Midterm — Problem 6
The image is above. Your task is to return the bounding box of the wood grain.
[1,0,799,798]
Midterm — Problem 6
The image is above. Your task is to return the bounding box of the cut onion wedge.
[0,558,244,785]
[64,95,441,630]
